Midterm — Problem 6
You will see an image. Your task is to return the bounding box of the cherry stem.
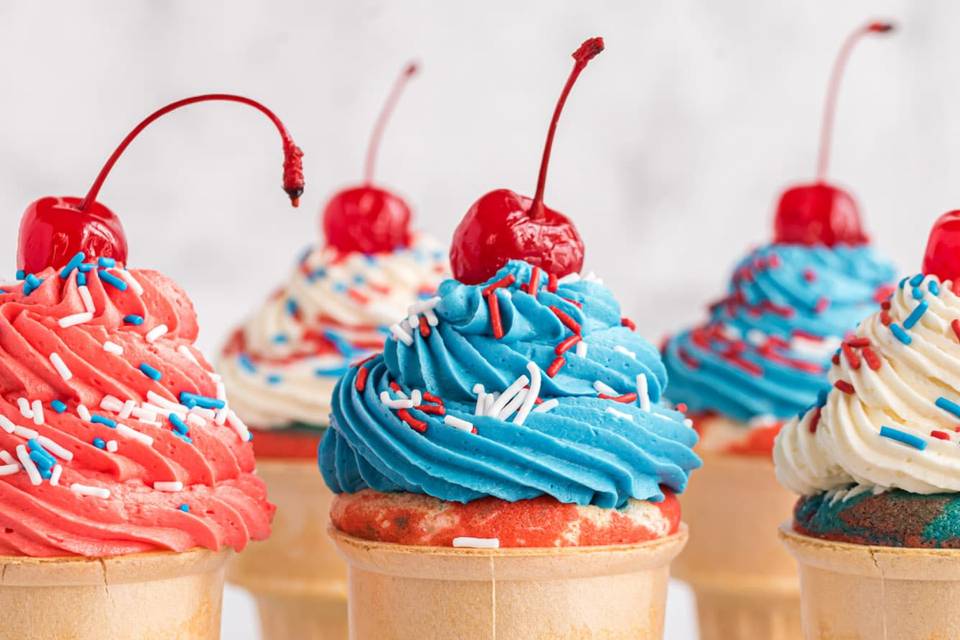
[816,20,894,182]
[364,62,419,185]
[531,38,604,219]
[78,94,305,210]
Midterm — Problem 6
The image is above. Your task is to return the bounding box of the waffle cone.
[673,452,801,640]
[780,525,960,639]
[330,524,687,640]
[0,547,229,639]
[228,459,346,639]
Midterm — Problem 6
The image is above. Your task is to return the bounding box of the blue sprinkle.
[91,414,117,428]
[92,437,106,449]
[890,323,912,345]
[929,280,941,296]
[879,426,927,450]
[23,274,43,295]
[323,330,356,356]
[78,263,94,272]
[903,301,929,330]
[816,387,830,408]
[910,274,925,287]
[97,257,116,268]
[307,267,327,282]
[363,253,377,265]
[333,282,348,293]
[175,433,193,444]
[266,374,282,385]
[168,413,189,435]
[898,276,909,289]
[15,270,24,280]
[139,363,162,381]
[936,397,960,419]
[352,274,366,285]
[272,334,289,344]
[98,269,128,291]
[178,503,190,512]
[912,286,924,300]
[77,272,87,286]
[314,366,349,377]
[59,252,86,279]
[50,400,67,414]
[28,449,55,470]
[238,353,257,373]
[123,314,144,326]
[286,299,299,316]
[179,392,225,410]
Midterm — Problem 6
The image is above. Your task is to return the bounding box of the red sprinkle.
[676,403,688,413]
[841,343,862,370]
[547,356,566,377]
[621,317,636,331]
[355,366,370,392]
[487,292,505,339]
[880,310,892,326]
[862,347,882,371]
[814,298,829,314]
[834,380,855,394]
[562,297,583,308]
[526,267,542,295]
[422,392,443,405]
[555,334,581,355]
[348,289,370,305]
[952,319,960,342]
[548,273,558,293]
[419,316,431,338]
[809,407,822,434]
[550,306,581,335]
[483,274,516,296]
[678,347,700,370]
[397,409,427,433]
[417,404,445,416]
[389,381,402,392]
[931,430,951,441]
[803,269,817,283]
[846,337,871,348]
[599,393,638,403]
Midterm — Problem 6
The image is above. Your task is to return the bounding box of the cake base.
[673,452,801,640]
[330,524,687,639]
[228,458,346,640]
[0,547,229,639]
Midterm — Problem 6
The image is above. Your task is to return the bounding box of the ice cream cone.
[330,524,687,640]
[229,459,347,639]
[673,453,801,640]
[780,525,960,639]
[0,547,230,640]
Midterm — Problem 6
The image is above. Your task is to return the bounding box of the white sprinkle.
[177,345,200,367]
[145,324,168,343]
[390,323,414,346]
[106,440,118,453]
[16,398,32,419]
[103,341,124,355]
[48,353,73,381]
[154,481,183,492]
[117,424,154,446]
[636,374,651,412]
[214,409,228,426]
[613,345,637,359]
[16,445,41,486]
[71,483,110,499]
[13,425,38,440]
[514,363,542,426]
[409,297,441,314]
[30,400,44,426]
[444,415,475,432]
[215,381,226,401]
[147,391,188,413]
[683,418,694,429]
[57,312,93,328]
[453,536,500,549]
[593,380,618,396]
[746,329,766,346]
[190,407,215,420]
[498,388,529,421]
[0,417,12,434]
[488,375,529,417]
[558,273,581,284]
[379,392,414,410]
[119,400,135,420]
[131,406,158,422]
[407,313,419,328]
[0,463,19,477]
[606,407,634,422]
[116,269,144,295]
[50,464,62,486]
[843,484,871,502]
[575,341,588,358]
[186,413,206,429]
[410,390,423,407]
[424,308,439,327]
[77,404,92,422]
[209,372,222,383]
[483,392,499,415]
[78,285,96,313]
[0,450,15,464]
[100,395,124,413]
[227,410,251,441]
[473,384,486,416]
[38,436,73,461]
[583,272,603,284]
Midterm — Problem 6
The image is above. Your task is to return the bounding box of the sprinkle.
[226,410,251,441]
[913,286,924,300]
[547,273,558,292]
[285,298,299,317]
[16,445,41,486]
[879,426,927,450]
[444,415,475,432]
[396,409,428,433]
[910,274,925,287]
[930,280,941,295]
[154,481,183,492]
[931,430,951,441]
[555,335,581,355]
[49,353,73,381]
[56,314,92,330]
[889,323,912,345]
[606,407,633,421]
[550,306,581,335]
[547,356,566,377]
[145,324,168,343]
[0,450,13,465]
[488,375,530,417]
[593,380,618,396]
[51,400,67,414]
[103,341,124,355]
[117,424,154,446]
[532,398,559,414]
[77,272,87,286]
[50,464,62,486]
[390,323,414,346]
[0,416,17,434]
[71,483,110,499]
[169,413,189,435]
[814,298,829,313]
[77,404,92,421]
[13,425,38,439]
[123,314,144,326]
[91,414,117,428]
[15,270,24,281]
[98,257,116,268]
[98,270,127,291]
[862,347,882,370]
[139,363,162,381]
[808,407,822,433]
[119,400,135,420]
[78,286,95,313]
[497,388,528,421]
[482,274,516,296]
[179,392,225,410]
[177,345,200,366]
[178,503,190,512]
[22,274,43,295]
[841,343,861,370]
[92,437,106,449]
[575,341,588,358]
[380,392,414,410]
[526,267,542,294]
[936,397,960,419]
[106,440,118,453]
[487,292,505,339]
[30,400,44,426]
[614,345,637,359]
[37,436,72,461]
[636,374,651,411]
[116,270,144,295]
[100,396,124,413]
[834,380,855,394]
[0,463,18,477]
[186,413,207,429]
[452,537,500,549]
[16,398,32,419]
[903,301,929,330]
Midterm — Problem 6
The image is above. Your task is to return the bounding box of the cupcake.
[662,21,897,640]
[221,63,447,640]
[322,37,700,640]
[775,211,960,639]
[0,94,297,639]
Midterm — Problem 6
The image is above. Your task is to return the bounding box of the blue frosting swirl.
[321,260,700,508]
[663,243,895,422]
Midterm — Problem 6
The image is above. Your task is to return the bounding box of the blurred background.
[0,0,953,636]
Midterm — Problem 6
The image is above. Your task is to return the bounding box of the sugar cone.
[0,547,229,639]
[673,452,801,640]
[330,524,687,640]
[780,525,960,639]
[228,459,347,639]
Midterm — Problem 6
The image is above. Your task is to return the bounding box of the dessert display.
[662,21,897,640]
[776,211,960,639]
[322,37,701,640]
[0,94,297,639]
[221,63,446,639]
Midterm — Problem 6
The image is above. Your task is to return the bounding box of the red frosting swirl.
[0,266,273,557]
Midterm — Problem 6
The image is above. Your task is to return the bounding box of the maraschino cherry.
[321,63,419,254]
[17,94,304,274]
[922,211,960,284]
[773,20,894,247]
[450,38,604,284]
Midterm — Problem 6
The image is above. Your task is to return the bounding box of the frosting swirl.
[219,236,447,429]
[0,262,272,557]
[320,261,700,508]
[775,273,960,496]
[663,243,894,425]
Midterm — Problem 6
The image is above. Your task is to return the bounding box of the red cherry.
[772,20,894,247]
[17,94,304,274]
[450,38,603,284]
[323,63,418,254]
[922,211,960,282]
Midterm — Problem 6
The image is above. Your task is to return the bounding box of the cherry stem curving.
[364,62,419,185]
[78,94,304,210]
[816,20,894,182]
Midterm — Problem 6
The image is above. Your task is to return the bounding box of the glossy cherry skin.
[17,196,128,273]
[773,182,868,246]
[322,185,412,254]
[450,188,584,284]
[922,210,960,282]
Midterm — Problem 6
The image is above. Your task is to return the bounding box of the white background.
[0,1,955,637]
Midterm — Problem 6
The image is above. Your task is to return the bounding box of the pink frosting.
[0,266,273,557]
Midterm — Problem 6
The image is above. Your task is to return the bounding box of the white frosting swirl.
[775,274,960,495]
[219,235,448,429]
